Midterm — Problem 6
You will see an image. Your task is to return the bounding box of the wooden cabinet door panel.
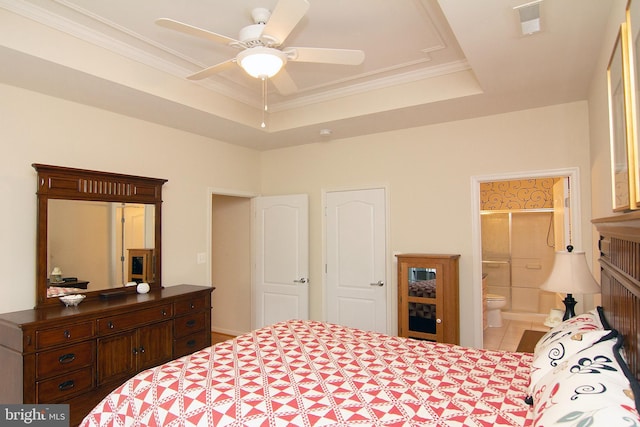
[97,330,136,386]
[137,321,173,371]
[396,254,459,344]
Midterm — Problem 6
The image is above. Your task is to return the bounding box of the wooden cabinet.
[396,254,460,344]
[0,285,213,426]
[97,316,173,386]
[127,248,155,284]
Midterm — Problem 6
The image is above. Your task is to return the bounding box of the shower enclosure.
[481,210,558,318]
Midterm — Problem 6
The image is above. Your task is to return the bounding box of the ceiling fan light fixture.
[238,47,287,78]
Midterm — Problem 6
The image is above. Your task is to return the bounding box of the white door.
[253,194,309,329]
[326,188,387,333]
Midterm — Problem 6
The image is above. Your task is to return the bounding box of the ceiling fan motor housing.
[239,8,278,48]
[240,24,270,47]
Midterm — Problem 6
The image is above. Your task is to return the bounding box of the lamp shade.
[237,47,286,78]
[540,250,601,295]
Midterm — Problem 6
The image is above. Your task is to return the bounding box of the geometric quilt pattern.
[80,320,534,426]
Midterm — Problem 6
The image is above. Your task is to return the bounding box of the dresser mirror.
[34,164,167,307]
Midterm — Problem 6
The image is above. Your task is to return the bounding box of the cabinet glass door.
[406,266,437,337]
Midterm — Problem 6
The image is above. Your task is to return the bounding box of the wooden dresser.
[0,284,213,426]
[396,254,460,344]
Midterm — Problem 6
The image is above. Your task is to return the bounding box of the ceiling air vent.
[514,0,543,36]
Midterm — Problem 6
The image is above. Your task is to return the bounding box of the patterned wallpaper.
[480,178,558,210]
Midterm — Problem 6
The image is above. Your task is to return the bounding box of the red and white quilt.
[81,320,534,426]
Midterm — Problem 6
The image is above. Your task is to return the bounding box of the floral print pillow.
[533,312,604,357]
[528,329,618,397]
[531,335,640,426]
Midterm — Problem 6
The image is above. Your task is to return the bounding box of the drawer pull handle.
[108,321,114,329]
[186,320,196,327]
[58,380,75,391]
[162,309,167,316]
[58,353,76,364]
[187,339,197,348]
[190,303,196,309]
[139,346,145,354]
[64,330,71,339]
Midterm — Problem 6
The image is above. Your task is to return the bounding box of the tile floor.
[483,319,548,352]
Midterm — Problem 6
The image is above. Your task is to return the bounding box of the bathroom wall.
[480,178,556,210]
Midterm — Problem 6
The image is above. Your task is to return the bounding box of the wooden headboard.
[593,211,640,380]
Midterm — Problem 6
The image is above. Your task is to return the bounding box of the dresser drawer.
[36,322,95,349]
[174,296,209,315]
[174,312,206,338]
[97,304,172,335]
[36,341,96,379]
[36,366,94,402]
[174,330,209,358]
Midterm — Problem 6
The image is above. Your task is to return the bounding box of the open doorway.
[471,168,583,349]
[209,192,253,338]
[481,177,569,321]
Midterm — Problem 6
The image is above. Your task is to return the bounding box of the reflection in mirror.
[408,267,436,282]
[407,267,438,335]
[47,200,155,297]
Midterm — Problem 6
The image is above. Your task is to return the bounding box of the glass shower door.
[481,212,511,309]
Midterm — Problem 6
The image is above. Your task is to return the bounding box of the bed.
[80,212,640,426]
[82,319,535,426]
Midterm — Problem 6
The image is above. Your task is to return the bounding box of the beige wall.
[3,5,627,345]
[260,101,592,346]
[589,1,627,223]
[0,82,261,314]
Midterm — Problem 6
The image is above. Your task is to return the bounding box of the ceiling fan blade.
[156,18,240,46]
[262,0,310,46]
[285,47,365,65]
[186,59,236,80]
[271,69,298,95]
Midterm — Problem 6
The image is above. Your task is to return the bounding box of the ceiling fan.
[156,0,365,96]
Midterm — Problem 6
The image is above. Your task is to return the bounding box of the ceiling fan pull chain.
[261,76,268,128]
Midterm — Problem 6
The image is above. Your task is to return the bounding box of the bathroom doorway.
[482,176,569,317]
[472,169,583,350]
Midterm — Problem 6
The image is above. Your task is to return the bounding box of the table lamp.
[540,245,601,321]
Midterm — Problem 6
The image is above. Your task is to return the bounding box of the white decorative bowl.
[59,294,86,307]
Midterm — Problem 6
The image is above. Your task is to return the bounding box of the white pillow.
[528,329,617,397]
[534,312,603,357]
[531,335,640,426]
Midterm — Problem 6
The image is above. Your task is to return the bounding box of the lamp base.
[562,293,577,321]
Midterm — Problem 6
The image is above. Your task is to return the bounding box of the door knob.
[294,278,307,284]
[369,281,384,287]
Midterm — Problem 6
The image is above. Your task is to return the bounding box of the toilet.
[485,293,507,328]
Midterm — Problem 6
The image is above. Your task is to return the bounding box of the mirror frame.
[33,164,167,308]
